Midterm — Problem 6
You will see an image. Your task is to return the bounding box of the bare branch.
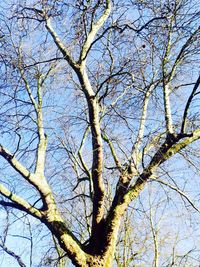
[181,75,200,133]
[0,183,42,219]
[162,20,174,134]
[131,85,154,168]
[0,145,31,180]
[122,16,168,33]
[0,240,26,267]
[79,0,111,63]
[151,178,200,213]
[44,17,77,69]
[169,26,200,82]
[102,134,122,170]
[34,76,47,177]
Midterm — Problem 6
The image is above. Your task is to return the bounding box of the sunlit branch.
[0,144,30,180]
[35,76,47,177]
[79,0,111,63]
[19,69,38,111]
[0,183,42,219]
[19,59,47,177]
[69,4,112,240]
[131,85,154,168]
[102,134,122,170]
[45,17,77,69]
[78,68,105,234]
[162,25,199,135]
[0,144,56,212]
[20,7,78,70]
[162,20,174,134]
[127,128,200,204]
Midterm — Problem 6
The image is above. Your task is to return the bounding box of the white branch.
[45,17,77,69]
[0,183,42,219]
[80,0,111,63]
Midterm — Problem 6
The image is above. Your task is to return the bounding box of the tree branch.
[0,184,42,219]
[162,20,174,134]
[79,0,111,63]
[44,16,77,69]
[151,177,200,213]
[169,26,200,82]
[102,134,122,170]
[104,128,200,258]
[181,75,200,133]
[131,85,154,168]
[34,75,47,177]
[0,240,26,267]
[0,145,30,180]
[77,126,93,197]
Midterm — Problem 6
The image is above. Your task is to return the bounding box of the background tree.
[0,0,200,266]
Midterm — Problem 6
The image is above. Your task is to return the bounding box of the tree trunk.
[86,255,113,267]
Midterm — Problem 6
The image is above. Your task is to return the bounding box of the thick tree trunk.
[86,255,114,267]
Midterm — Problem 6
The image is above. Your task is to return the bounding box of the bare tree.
[0,0,200,266]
